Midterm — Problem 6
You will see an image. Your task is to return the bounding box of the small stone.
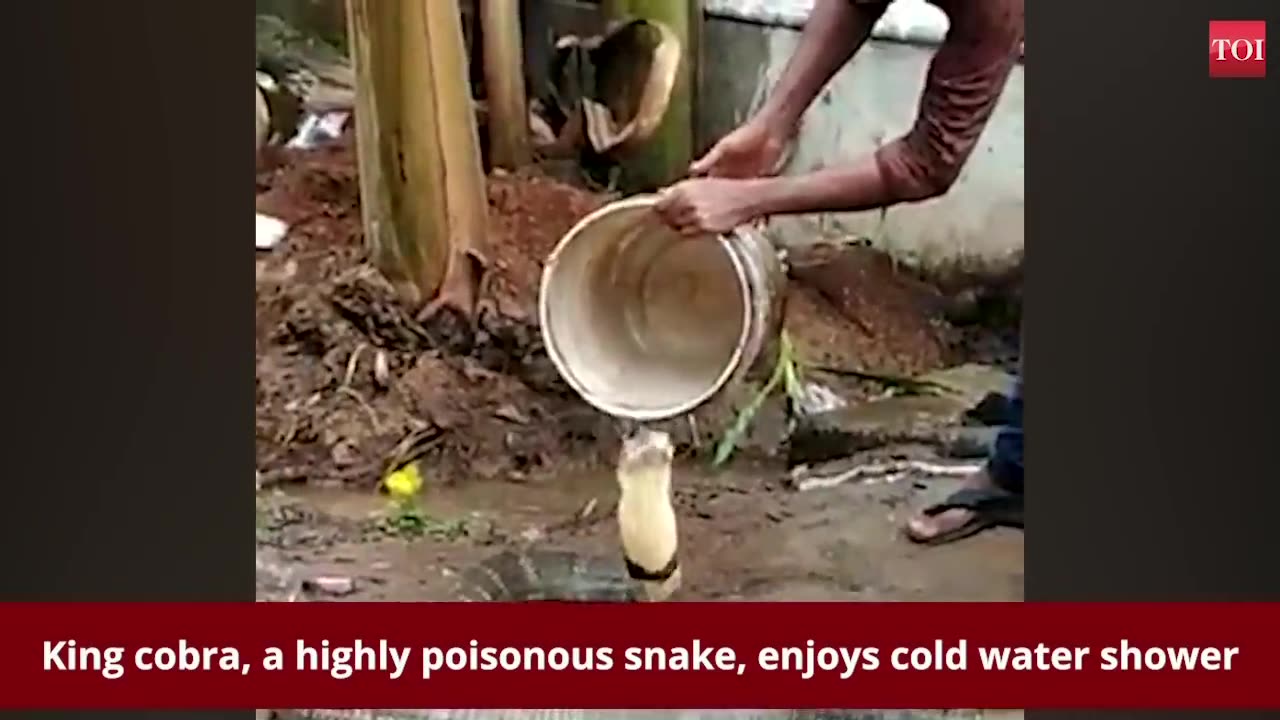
[373,350,391,388]
[304,576,357,596]
[330,440,359,467]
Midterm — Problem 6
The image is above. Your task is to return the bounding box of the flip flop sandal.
[905,486,1024,546]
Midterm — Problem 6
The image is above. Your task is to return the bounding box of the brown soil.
[254,136,1018,492]
[482,167,610,320]
[788,245,950,373]
[255,135,617,491]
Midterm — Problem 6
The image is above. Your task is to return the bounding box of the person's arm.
[745,0,1025,215]
[752,0,889,138]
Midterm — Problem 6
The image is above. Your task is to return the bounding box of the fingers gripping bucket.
[539,195,785,421]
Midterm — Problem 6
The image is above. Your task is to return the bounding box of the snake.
[266,548,1000,720]
[447,548,639,602]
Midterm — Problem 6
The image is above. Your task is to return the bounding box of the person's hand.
[690,119,790,179]
[654,178,760,237]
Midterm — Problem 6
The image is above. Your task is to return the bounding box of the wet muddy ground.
[255,134,1022,605]
[256,363,1022,603]
[257,457,1022,603]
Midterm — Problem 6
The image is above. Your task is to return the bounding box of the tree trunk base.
[418,248,488,354]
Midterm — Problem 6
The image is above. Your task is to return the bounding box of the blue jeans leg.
[987,377,1023,494]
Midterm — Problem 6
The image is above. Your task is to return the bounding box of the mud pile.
[256,136,617,490]
[254,135,1017,490]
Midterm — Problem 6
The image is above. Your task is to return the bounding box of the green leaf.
[712,344,788,468]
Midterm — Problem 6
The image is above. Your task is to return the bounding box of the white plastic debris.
[795,382,847,416]
[286,110,351,150]
[256,213,289,251]
[255,71,278,93]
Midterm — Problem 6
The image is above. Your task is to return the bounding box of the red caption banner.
[2,602,1276,709]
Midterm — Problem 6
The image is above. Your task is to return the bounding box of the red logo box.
[1209,21,1266,78]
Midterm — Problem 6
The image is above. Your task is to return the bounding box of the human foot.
[904,469,1023,545]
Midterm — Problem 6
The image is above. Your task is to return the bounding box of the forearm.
[744,0,1025,219]
[754,0,883,135]
[743,156,902,218]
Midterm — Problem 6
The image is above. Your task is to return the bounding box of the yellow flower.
[383,462,423,500]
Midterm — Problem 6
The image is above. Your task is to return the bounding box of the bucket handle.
[727,218,788,269]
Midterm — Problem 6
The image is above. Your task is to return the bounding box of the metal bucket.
[539,195,785,421]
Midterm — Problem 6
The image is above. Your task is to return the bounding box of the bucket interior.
[540,199,749,420]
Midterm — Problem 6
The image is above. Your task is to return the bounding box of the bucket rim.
[538,194,754,421]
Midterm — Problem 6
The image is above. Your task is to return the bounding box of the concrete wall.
[698,0,1025,269]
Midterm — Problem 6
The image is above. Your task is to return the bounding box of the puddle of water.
[257,465,627,601]
[258,455,1023,604]
[276,464,617,522]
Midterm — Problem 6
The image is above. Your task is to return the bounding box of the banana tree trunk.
[345,0,489,317]
[601,0,696,190]
[480,0,531,169]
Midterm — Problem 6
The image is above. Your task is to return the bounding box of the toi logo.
[1209,21,1266,78]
